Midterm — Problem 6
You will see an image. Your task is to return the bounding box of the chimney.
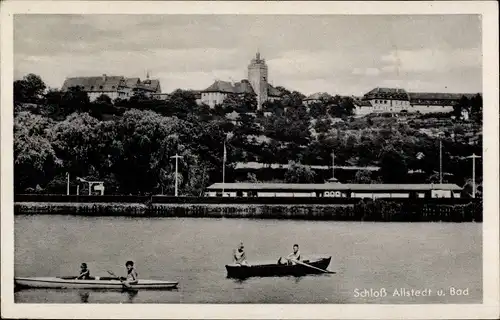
[102,74,107,82]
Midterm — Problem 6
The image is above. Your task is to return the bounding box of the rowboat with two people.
[226,243,335,279]
[15,261,178,290]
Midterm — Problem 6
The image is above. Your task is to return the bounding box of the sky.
[14,14,482,96]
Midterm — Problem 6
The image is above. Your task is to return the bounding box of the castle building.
[353,87,480,116]
[200,52,283,109]
[61,73,161,102]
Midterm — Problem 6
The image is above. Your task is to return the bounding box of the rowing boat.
[14,276,178,290]
[225,256,333,278]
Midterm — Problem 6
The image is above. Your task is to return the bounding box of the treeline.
[14,74,483,195]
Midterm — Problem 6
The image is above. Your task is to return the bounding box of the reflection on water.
[14,215,482,304]
[125,290,138,303]
[78,291,90,303]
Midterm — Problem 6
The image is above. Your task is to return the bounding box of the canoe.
[225,256,333,278]
[14,276,178,290]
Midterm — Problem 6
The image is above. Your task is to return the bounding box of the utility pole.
[439,138,443,184]
[467,153,481,198]
[171,154,183,197]
[331,151,335,180]
[222,140,227,196]
[66,172,70,195]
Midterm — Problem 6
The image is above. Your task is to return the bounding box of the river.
[14,214,482,303]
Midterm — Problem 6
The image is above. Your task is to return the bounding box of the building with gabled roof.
[355,87,481,116]
[200,52,283,109]
[61,73,161,102]
[361,87,411,113]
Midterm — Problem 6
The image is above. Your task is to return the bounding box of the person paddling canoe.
[233,242,249,266]
[77,263,91,280]
[278,244,301,265]
[122,261,138,286]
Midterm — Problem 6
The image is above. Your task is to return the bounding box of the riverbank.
[14,200,482,222]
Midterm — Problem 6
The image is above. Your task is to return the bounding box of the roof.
[305,92,332,101]
[363,87,410,101]
[202,80,255,94]
[62,75,161,93]
[125,78,140,88]
[61,76,125,92]
[207,183,462,191]
[409,92,479,101]
[202,80,253,93]
[353,100,372,107]
[234,162,380,171]
[268,84,283,97]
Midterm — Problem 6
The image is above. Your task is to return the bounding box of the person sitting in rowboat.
[76,263,91,280]
[122,260,138,286]
[278,244,301,265]
[233,242,249,266]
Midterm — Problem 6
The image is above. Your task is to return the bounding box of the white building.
[200,52,283,109]
[61,74,161,102]
[353,87,480,117]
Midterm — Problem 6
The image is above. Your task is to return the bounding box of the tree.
[14,74,46,105]
[165,89,197,119]
[14,112,60,192]
[379,146,408,183]
[314,117,332,134]
[453,96,470,119]
[309,102,328,118]
[284,161,316,183]
[469,93,482,123]
[60,86,91,115]
[353,169,373,183]
[282,91,305,108]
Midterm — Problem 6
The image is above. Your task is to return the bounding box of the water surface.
[14,215,482,303]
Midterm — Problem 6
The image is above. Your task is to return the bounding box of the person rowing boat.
[233,242,249,266]
[76,263,91,280]
[278,244,301,265]
[122,260,138,286]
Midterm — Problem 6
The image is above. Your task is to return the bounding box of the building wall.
[369,99,411,112]
[354,105,374,117]
[410,104,454,114]
[87,91,120,102]
[206,189,459,198]
[201,92,228,108]
[355,99,455,116]
[431,190,452,198]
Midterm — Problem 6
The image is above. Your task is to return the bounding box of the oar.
[107,270,131,289]
[288,258,335,274]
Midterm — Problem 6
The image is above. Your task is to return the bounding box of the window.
[99,86,103,89]
[112,86,115,89]
[90,86,94,90]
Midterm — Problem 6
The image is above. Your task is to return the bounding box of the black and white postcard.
[1,1,499,319]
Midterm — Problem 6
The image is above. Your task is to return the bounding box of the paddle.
[287,258,335,274]
[107,270,132,289]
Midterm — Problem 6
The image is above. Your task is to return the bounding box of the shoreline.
[14,200,482,222]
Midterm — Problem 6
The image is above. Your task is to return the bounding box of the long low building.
[205,182,462,199]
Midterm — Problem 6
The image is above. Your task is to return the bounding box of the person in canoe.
[122,260,138,286]
[76,263,91,280]
[278,244,301,265]
[233,242,249,266]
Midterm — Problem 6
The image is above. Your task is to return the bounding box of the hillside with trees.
[13,74,483,196]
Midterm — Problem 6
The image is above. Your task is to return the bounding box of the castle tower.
[247,51,268,110]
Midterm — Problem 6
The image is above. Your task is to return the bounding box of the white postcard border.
[1,1,498,319]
